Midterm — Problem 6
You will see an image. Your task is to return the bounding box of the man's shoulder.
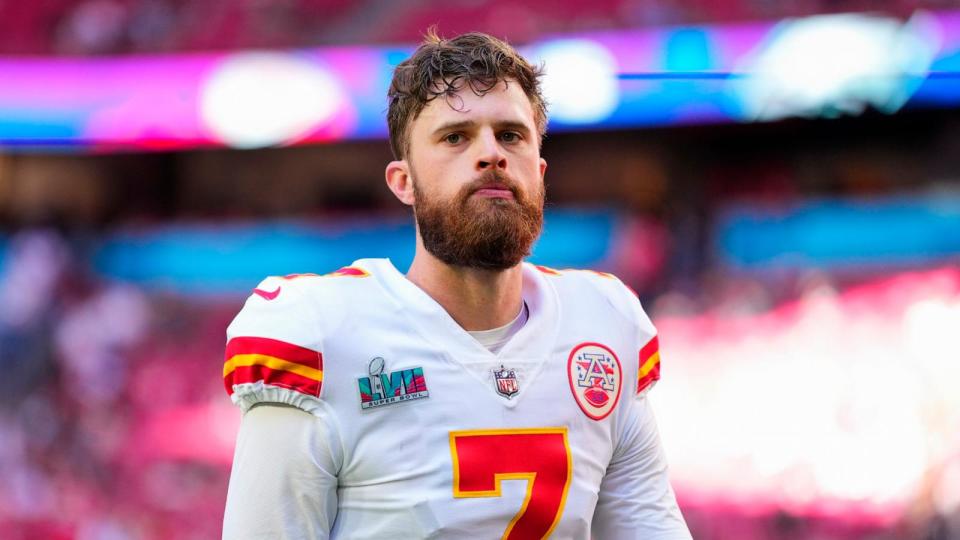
[528,263,624,286]
[240,259,398,317]
[223,260,393,415]
[254,262,379,298]
[526,263,655,342]
[527,263,660,396]
[527,263,639,313]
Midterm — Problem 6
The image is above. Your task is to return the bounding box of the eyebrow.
[431,120,533,137]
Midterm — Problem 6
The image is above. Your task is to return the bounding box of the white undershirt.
[466,301,528,354]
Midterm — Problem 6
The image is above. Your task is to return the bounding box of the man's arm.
[223,404,340,540]
[591,397,692,539]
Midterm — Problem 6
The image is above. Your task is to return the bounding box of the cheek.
[516,156,544,186]
[423,153,475,192]
[412,159,459,202]
[511,146,541,171]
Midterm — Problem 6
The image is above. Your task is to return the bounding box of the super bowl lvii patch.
[357,357,429,410]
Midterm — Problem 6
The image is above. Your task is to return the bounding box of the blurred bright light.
[200,52,345,148]
[531,39,620,124]
[3,11,960,149]
[652,267,960,520]
[734,12,940,120]
[935,458,960,515]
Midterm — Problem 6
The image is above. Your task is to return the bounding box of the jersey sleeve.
[592,398,692,539]
[585,272,687,536]
[222,404,341,540]
[595,274,662,397]
[223,276,325,415]
[626,287,661,398]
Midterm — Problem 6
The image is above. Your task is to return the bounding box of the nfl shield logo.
[493,365,519,399]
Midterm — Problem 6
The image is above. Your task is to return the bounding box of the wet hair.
[386,29,547,160]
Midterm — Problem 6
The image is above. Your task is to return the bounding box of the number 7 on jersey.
[449,428,572,540]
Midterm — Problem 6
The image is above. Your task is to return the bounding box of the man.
[222,31,691,539]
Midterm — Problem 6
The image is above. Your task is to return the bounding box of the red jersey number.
[449,428,572,540]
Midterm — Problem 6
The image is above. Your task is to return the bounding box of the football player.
[222,30,691,539]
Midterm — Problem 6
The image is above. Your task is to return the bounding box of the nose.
[475,129,507,171]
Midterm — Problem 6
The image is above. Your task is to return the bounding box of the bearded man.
[221,31,691,539]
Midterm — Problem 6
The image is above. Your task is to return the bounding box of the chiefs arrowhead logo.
[252,286,281,301]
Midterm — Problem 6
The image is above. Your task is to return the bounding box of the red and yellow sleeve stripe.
[223,336,323,398]
[326,266,370,277]
[638,335,661,394]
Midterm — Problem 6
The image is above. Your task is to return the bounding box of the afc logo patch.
[567,342,623,421]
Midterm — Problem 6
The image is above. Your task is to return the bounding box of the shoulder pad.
[534,265,661,396]
[223,265,377,413]
[533,265,637,320]
[224,275,326,415]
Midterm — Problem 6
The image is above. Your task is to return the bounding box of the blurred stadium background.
[2,1,960,539]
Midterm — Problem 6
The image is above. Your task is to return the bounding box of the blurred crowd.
[1,0,959,530]
[0,223,958,539]
[0,0,953,56]
[0,229,236,539]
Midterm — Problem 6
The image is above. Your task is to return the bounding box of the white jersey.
[222,258,690,540]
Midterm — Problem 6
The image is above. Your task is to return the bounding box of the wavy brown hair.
[386,29,547,160]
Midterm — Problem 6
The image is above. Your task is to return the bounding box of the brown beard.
[413,169,544,270]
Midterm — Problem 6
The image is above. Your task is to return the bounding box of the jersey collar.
[354,258,561,363]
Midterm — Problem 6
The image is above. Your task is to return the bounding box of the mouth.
[472,182,515,199]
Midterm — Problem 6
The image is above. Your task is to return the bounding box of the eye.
[499,131,521,143]
[444,133,463,144]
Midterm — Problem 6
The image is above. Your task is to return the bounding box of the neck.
[406,243,524,332]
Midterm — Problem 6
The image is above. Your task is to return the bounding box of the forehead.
[413,79,537,132]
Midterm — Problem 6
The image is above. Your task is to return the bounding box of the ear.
[385,160,415,206]
[539,157,547,180]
